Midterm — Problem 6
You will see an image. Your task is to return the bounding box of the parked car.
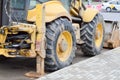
[102,0,120,12]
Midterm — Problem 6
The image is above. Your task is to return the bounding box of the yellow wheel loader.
[0,0,105,77]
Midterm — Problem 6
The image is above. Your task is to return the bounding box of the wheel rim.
[107,8,111,12]
[56,31,73,62]
[95,23,103,48]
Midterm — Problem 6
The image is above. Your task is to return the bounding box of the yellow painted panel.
[82,8,98,22]
[27,1,71,22]
[27,8,37,22]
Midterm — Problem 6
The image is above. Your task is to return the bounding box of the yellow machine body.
[70,0,98,22]
[27,0,98,23]
[0,4,46,58]
[0,0,102,77]
[27,1,71,22]
[82,8,98,22]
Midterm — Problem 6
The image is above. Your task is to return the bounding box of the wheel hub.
[96,30,101,39]
[59,39,68,52]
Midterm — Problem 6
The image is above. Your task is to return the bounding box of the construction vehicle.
[0,0,104,78]
[104,21,120,48]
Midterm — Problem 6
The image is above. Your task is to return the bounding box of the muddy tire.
[45,18,76,71]
[80,14,105,56]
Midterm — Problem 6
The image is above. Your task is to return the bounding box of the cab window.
[29,0,49,9]
[29,0,38,9]
[11,0,25,9]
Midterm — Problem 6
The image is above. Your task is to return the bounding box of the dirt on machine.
[0,0,105,78]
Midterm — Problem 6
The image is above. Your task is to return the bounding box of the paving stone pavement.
[38,48,120,80]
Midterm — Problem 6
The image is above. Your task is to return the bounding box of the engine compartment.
[5,32,31,49]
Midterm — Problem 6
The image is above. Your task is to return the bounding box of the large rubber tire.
[80,14,105,56]
[45,18,76,71]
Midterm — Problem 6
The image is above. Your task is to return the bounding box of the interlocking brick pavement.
[38,48,120,80]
